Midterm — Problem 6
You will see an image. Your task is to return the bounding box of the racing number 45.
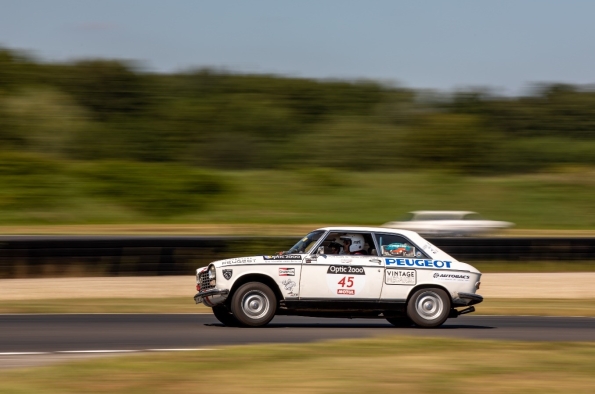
[338,276,354,288]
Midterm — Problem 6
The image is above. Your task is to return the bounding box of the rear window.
[374,233,428,258]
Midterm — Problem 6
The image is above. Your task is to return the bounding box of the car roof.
[314,226,457,261]
[410,210,478,215]
[315,226,421,238]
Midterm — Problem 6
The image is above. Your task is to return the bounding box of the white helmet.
[340,234,365,253]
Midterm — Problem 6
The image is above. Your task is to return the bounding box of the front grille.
[198,270,215,292]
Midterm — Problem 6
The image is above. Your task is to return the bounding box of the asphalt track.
[2,314,595,353]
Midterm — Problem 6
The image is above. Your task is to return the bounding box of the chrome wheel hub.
[415,291,443,320]
[241,290,269,319]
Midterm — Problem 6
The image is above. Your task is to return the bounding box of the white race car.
[382,211,514,237]
[194,227,483,328]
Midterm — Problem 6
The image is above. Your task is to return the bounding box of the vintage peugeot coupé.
[194,227,483,328]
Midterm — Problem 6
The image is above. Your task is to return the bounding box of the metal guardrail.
[0,236,594,278]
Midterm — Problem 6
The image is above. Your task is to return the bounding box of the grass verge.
[1,336,595,393]
[0,297,593,316]
[0,297,208,314]
[2,166,595,229]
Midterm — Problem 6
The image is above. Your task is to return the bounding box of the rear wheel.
[231,282,277,327]
[407,288,450,328]
[212,305,239,327]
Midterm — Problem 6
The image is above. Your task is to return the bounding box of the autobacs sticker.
[433,272,470,282]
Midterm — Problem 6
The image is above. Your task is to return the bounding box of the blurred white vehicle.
[382,211,514,237]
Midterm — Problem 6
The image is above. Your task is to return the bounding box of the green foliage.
[402,114,501,173]
[2,44,595,173]
[0,153,227,219]
[53,59,150,120]
[0,152,69,210]
[0,87,90,155]
[73,161,227,216]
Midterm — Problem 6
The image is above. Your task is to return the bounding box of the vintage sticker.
[385,269,416,285]
[279,267,295,276]
[326,265,366,296]
[222,269,233,280]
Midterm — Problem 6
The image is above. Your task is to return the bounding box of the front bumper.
[193,288,229,306]
[453,292,484,307]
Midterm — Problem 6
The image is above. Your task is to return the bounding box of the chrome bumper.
[193,288,230,305]
[453,292,484,306]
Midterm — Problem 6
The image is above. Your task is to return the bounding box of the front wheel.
[230,282,277,327]
[212,305,240,327]
[407,288,450,328]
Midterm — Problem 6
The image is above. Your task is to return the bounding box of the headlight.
[208,265,216,280]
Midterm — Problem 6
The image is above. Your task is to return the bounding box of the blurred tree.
[402,114,500,173]
[1,88,89,156]
[0,48,38,91]
[54,60,150,120]
[294,118,406,171]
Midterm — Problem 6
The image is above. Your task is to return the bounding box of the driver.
[328,242,342,254]
[339,234,367,255]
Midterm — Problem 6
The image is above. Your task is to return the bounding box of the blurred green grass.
[1,336,595,393]
[1,152,595,228]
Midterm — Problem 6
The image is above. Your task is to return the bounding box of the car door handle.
[369,259,382,264]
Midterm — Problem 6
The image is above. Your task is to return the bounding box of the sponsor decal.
[221,257,256,266]
[340,258,352,264]
[327,265,366,275]
[282,279,297,291]
[279,267,295,276]
[433,272,470,282]
[263,254,302,260]
[222,269,233,280]
[385,243,415,257]
[423,243,439,255]
[385,258,452,269]
[326,265,366,296]
[385,269,416,285]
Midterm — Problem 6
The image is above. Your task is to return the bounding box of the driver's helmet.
[340,234,365,253]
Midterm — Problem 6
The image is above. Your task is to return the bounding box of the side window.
[318,232,377,255]
[374,233,427,258]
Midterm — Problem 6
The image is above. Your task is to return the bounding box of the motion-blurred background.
[1,4,595,391]
[1,2,595,230]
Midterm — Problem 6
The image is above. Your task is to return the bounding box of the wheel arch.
[228,273,283,306]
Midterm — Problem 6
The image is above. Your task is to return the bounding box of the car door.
[374,232,428,300]
[299,232,384,300]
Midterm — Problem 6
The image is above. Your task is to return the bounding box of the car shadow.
[205,322,494,329]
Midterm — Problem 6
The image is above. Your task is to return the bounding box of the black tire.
[386,316,413,327]
[230,282,277,327]
[212,305,240,327]
[407,288,450,328]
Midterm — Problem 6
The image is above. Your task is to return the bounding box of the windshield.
[287,230,326,254]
